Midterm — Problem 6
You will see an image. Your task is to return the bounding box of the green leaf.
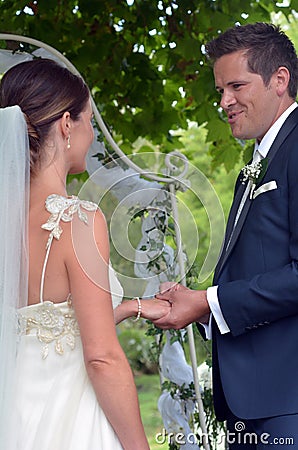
[209,138,242,172]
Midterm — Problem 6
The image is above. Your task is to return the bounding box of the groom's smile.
[213,49,282,142]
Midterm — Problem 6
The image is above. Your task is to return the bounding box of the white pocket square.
[253,181,278,199]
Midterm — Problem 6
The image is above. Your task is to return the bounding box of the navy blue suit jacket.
[211,107,298,421]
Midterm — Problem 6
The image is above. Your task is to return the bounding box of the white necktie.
[234,149,262,227]
[225,150,262,252]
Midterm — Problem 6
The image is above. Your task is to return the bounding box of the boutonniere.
[241,157,268,199]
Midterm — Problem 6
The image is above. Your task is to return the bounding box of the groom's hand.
[140,298,171,321]
[153,284,210,329]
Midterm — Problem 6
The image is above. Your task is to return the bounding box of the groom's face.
[213,50,280,142]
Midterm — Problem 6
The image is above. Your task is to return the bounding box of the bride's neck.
[30,161,68,201]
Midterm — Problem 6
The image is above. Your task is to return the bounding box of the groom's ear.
[274,66,290,97]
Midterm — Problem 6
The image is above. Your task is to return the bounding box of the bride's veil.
[0,106,30,448]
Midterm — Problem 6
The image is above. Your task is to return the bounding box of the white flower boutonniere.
[241,157,268,199]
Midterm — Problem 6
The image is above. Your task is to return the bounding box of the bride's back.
[0,58,91,306]
[28,191,71,305]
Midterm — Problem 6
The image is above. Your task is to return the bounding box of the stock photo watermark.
[73,151,226,298]
[155,421,295,446]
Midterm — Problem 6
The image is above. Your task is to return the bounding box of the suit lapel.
[213,178,246,281]
[214,107,298,282]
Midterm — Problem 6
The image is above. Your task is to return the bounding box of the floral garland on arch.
[129,180,226,450]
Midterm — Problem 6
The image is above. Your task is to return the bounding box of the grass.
[135,374,169,450]
[136,373,226,450]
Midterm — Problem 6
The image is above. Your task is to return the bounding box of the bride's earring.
[67,135,71,149]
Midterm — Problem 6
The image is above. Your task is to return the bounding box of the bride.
[0,58,170,450]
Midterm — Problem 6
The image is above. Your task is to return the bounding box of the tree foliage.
[1,0,297,170]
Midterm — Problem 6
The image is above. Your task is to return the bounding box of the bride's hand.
[140,298,171,321]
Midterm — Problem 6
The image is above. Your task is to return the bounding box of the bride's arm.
[114,298,171,324]
[65,209,149,450]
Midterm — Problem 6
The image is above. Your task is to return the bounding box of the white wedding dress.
[14,195,124,450]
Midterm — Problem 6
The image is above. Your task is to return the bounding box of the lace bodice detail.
[18,299,80,359]
[18,194,98,358]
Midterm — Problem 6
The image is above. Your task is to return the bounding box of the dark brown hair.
[0,58,90,174]
[205,22,298,100]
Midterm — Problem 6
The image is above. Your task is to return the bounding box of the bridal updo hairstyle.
[0,58,90,175]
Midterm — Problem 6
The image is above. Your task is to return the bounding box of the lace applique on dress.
[19,299,81,359]
[41,194,98,247]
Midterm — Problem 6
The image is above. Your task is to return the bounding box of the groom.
[154,22,298,448]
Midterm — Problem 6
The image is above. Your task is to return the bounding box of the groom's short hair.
[205,22,298,100]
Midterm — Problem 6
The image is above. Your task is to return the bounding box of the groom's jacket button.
[245,325,258,330]
[245,321,270,331]
[258,321,270,326]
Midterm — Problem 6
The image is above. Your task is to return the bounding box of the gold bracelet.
[132,297,141,322]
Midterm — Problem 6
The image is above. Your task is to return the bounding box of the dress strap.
[39,194,98,303]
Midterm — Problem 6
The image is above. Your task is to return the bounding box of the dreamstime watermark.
[155,428,218,446]
[155,422,295,446]
[72,151,226,298]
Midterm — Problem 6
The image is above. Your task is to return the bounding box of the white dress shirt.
[203,102,298,339]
